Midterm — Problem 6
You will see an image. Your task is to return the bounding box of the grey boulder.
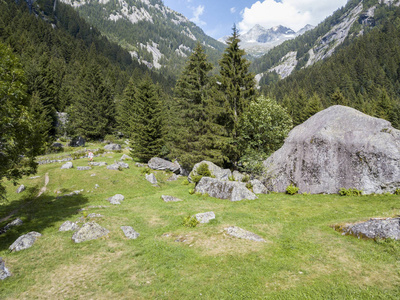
[0,218,23,235]
[104,143,121,151]
[61,162,73,169]
[107,161,129,170]
[145,173,157,185]
[249,179,268,194]
[166,174,179,181]
[59,221,79,232]
[9,232,42,252]
[107,194,124,205]
[0,258,11,280]
[232,171,244,182]
[225,226,266,242]
[161,195,182,202]
[262,105,400,194]
[121,226,140,239]
[89,162,108,166]
[194,177,257,201]
[148,157,180,174]
[189,161,232,183]
[340,218,400,240]
[69,136,85,147]
[195,211,215,223]
[77,166,92,171]
[71,222,109,243]
[16,185,25,194]
[120,154,133,161]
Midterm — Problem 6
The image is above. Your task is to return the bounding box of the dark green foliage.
[169,43,227,170]
[286,184,299,195]
[339,188,363,196]
[191,162,211,185]
[394,188,400,195]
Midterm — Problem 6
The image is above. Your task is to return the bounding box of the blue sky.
[163,0,348,39]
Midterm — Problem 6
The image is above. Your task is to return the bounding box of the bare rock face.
[194,177,257,201]
[148,157,180,174]
[262,106,400,194]
[9,232,42,252]
[189,161,232,183]
[339,218,400,240]
[0,258,11,280]
[71,222,109,243]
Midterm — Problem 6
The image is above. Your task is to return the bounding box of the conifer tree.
[130,75,164,162]
[170,43,226,170]
[116,77,137,137]
[301,93,324,122]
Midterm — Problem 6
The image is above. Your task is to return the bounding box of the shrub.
[182,215,199,228]
[286,184,299,195]
[191,175,203,185]
[141,168,150,175]
[197,163,211,177]
[228,175,235,181]
[241,175,250,183]
[394,188,400,195]
[246,182,253,190]
[189,188,195,195]
[182,179,190,185]
[104,134,117,144]
[339,188,363,196]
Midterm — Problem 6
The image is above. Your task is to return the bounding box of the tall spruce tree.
[130,75,164,162]
[170,43,227,170]
[217,25,256,163]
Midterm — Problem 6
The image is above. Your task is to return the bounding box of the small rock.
[107,194,125,205]
[89,162,108,166]
[224,226,265,242]
[117,161,129,169]
[9,232,42,252]
[107,164,120,170]
[16,185,25,194]
[87,213,103,218]
[72,222,109,243]
[195,211,215,224]
[0,258,11,280]
[136,163,147,168]
[104,144,121,151]
[148,157,180,174]
[249,179,268,194]
[121,226,140,239]
[120,154,133,161]
[161,195,182,202]
[145,173,157,185]
[95,184,99,189]
[0,218,23,235]
[59,221,79,232]
[61,162,73,169]
[166,174,178,181]
[77,166,92,171]
[29,176,40,179]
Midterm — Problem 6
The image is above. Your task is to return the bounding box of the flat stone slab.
[77,166,92,171]
[59,221,79,232]
[0,258,11,280]
[145,173,157,184]
[72,222,109,243]
[89,162,108,166]
[338,217,400,240]
[107,194,124,205]
[61,162,73,169]
[0,218,23,235]
[224,226,266,242]
[195,211,215,223]
[121,226,140,239]
[195,177,257,201]
[161,195,182,202]
[9,231,42,252]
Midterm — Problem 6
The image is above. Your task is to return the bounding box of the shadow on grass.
[0,187,89,252]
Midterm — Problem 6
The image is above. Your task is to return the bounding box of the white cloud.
[230,7,236,14]
[238,0,348,33]
[190,5,206,26]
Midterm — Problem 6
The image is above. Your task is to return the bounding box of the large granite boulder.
[194,177,257,201]
[262,106,400,194]
[339,218,400,240]
[104,143,121,151]
[189,161,232,183]
[9,232,42,252]
[249,179,268,194]
[148,157,180,174]
[0,258,11,280]
[71,222,109,243]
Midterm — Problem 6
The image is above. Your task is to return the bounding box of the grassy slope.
[0,146,400,299]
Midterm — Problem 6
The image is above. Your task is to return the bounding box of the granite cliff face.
[262,105,400,194]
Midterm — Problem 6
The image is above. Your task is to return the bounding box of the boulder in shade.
[161,195,182,202]
[61,162,73,169]
[107,194,124,205]
[262,106,400,194]
[148,157,180,174]
[121,226,140,239]
[195,177,257,201]
[195,211,215,223]
[145,173,157,185]
[104,143,121,151]
[0,218,23,235]
[71,222,109,243]
[0,258,11,280]
[16,185,25,194]
[59,221,79,232]
[189,161,232,183]
[9,232,42,252]
[69,136,85,147]
[225,226,265,242]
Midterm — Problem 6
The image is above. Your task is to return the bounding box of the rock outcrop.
[145,173,157,185]
[249,179,268,194]
[121,226,140,239]
[194,177,257,201]
[61,162,73,169]
[16,185,25,194]
[9,232,42,252]
[224,226,266,242]
[77,166,92,171]
[339,218,400,240]
[104,143,122,151]
[59,221,79,232]
[148,157,180,174]
[262,106,400,194]
[0,258,11,280]
[71,222,109,243]
[107,194,125,205]
[189,161,232,183]
[195,211,215,223]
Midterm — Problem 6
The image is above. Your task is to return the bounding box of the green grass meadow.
[1,148,400,299]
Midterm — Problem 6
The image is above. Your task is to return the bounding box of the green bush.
[140,168,150,175]
[394,188,400,195]
[189,188,195,195]
[191,175,203,185]
[241,175,250,183]
[182,215,199,228]
[191,163,212,185]
[228,175,235,181]
[104,134,117,144]
[339,188,363,196]
[182,179,190,185]
[286,184,299,195]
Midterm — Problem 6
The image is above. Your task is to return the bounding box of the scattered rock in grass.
[232,170,244,182]
[107,194,124,205]
[107,161,129,170]
[104,143,121,151]
[136,163,147,168]
[189,161,232,183]
[87,213,103,219]
[0,258,11,280]
[0,218,23,235]
[195,211,215,223]
[145,173,157,185]
[148,157,180,174]
[224,226,265,242]
[89,162,108,166]
[195,177,258,201]
[249,179,268,194]
[117,161,129,169]
[91,174,96,177]
[61,162,73,169]
[166,174,178,181]
[77,166,92,171]
[9,232,42,252]
[57,189,83,199]
[106,164,120,170]
[59,221,79,232]
[338,217,400,240]
[68,136,85,147]
[72,222,109,243]
[161,195,182,202]
[29,176,40,179]
[16,185,25,194]
[95,184,99,189]
[121,226,140,239]
[120,154,133,161]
